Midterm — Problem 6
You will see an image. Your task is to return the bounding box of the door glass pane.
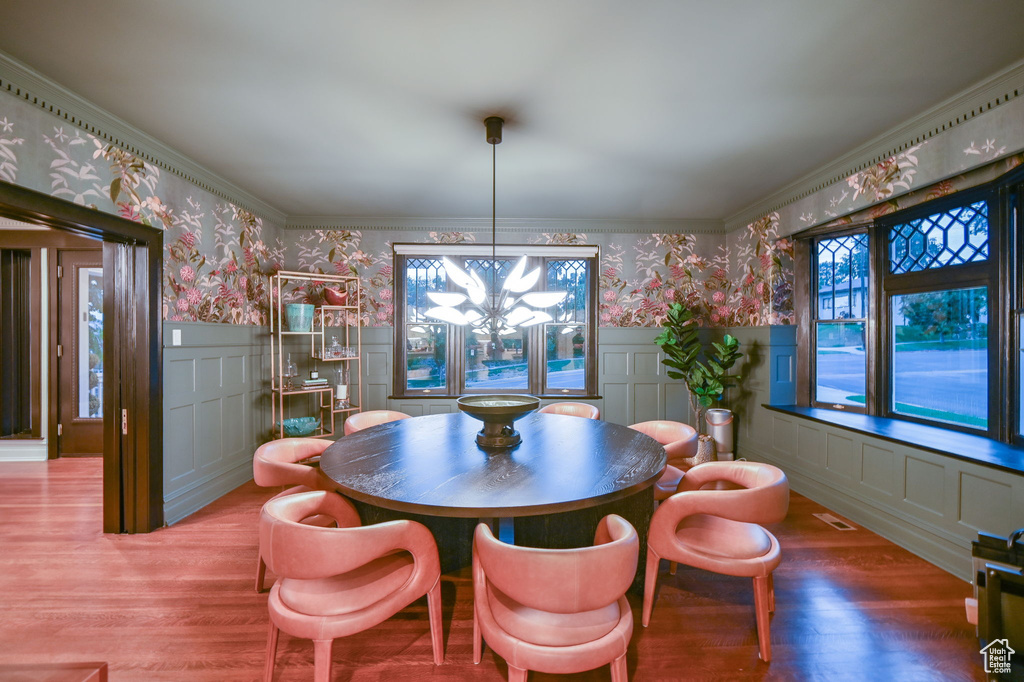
[891,287,988,428]
[466,329,528,391]
[406,324,446,391]
[78,267,103,418]
[815,322,866,406]
[545,325,586,391]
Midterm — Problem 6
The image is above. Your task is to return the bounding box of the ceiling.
[2,1,1024,228]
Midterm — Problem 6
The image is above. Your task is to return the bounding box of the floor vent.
[813,513,857,531]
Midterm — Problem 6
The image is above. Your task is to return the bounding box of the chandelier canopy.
[424,117,566,335]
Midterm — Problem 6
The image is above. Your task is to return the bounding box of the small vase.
[694,434,716,466]
[284,303,314,331]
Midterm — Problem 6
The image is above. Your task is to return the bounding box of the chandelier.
[424,116,566,335]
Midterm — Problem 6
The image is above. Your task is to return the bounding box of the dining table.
[318,411,666,589]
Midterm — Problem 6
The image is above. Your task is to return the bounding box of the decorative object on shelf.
[457,394,540,449]
[283,353,298,390]
[284,303,314,331]
[705,408,734,460]
[269,271,363,439]
[334,366,350,409]
[323,287,348,306]
[654,302,743,439]
[277,417,321,438]
[425,116,566,335]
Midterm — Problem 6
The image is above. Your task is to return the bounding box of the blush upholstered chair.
[627,420,701,500]
[473,515,638,681]
[343,409,411,435]
[252,437,334,592]
[642,461,789,662]
[260,489,444,681]
[537,402,601,419]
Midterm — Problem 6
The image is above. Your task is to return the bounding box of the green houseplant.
[654,303,743,435]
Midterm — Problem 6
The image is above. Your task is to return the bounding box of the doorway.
[55,249,104,457]
[0,181,163,533]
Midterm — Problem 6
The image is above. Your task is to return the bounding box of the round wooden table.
[319,411,665,585]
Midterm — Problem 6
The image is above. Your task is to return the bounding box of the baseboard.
[0,440,48,461]
[162,459,253,526]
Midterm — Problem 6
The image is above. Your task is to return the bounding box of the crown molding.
[0,50,287,225]
[723,57,1024,232]
[284,215,725,235]
[0,217,47,230]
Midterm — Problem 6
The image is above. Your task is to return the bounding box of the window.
[881,195,994,432]
[812,233,869,410]
[803,169,1024,442]
[394,244,598,398]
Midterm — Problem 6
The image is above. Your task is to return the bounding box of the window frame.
[876,187,1001,438]
[797,165,1024,446]
[392,243,599,399]
[809,227,872,414]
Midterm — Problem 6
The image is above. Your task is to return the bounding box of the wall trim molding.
[723,57,1024,232]
[283,215,726,235]
[0,440,48,461]
[0,50,287,226]
[162,459,253,526]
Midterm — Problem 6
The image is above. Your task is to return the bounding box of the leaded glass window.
[889,201,989,274]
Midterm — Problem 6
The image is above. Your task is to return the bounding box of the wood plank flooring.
[0,458,986,681]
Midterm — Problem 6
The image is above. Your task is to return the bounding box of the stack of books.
[300,378,329,390]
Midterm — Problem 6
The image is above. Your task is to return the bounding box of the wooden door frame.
[0,181,163,533]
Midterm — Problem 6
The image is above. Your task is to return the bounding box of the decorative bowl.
[323,288,348,306]
[277,417,321,437]
[457,394,540,448]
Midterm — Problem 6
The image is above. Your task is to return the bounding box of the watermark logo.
[980,638,1015,675]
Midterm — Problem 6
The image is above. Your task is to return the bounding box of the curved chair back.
[253,437,330,489]
[344,409,411,435]
[260,490,444,677]
[537,402,600,420]
[474,514,636,613]
[627,420,698,468]
[670,460,790,524]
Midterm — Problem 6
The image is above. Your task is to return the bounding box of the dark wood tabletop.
[319,411,666,518]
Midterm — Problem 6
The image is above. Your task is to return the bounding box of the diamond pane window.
[405,258,446,322]
[889,200,989,274]
[547,259,588,324]
[817,235,868,320]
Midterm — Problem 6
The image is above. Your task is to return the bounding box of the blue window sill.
[764,405,1024,475]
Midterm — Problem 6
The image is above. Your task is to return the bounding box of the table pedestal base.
[348,486,654,593]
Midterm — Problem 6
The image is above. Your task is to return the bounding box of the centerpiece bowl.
[457,394,540,448]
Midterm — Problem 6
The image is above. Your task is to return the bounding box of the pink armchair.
[343,409,411,435]
[627,420,700,500]
[252,437,334,592]
[473,515,638,681]
[260,490,443,681]
[537,402,601,419]
[642,461,789,662]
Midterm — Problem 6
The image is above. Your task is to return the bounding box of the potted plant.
[654,303,743,457]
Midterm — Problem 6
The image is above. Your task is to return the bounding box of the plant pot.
[705,408,734,459]
[284,303,314,331]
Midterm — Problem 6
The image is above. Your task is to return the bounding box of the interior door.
[57,249,103,457]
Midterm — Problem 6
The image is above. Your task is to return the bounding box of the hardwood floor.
[0,458,985,681]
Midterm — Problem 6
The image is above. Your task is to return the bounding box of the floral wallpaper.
[5,81,1024,331]
[0,89,285,326]
[770,94,1024,238]
[279,226,793,328]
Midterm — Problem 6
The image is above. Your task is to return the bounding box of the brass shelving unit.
[269,271,362,439]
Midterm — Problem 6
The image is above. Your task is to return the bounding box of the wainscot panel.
[728,328,1024,581]
[162,322,270,525]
